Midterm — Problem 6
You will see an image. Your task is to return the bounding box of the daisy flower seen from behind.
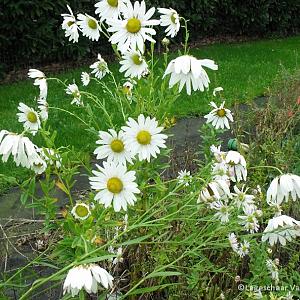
[89,162,140,212]
[77,14,101,41]
[94,129,134,165]
[163,55,218,95]
[119,50,148,79]
[204,101,233,130]
[122,114,168,162]
[107,1,160,53]
[17,103,41,136]
[158,8,180,38]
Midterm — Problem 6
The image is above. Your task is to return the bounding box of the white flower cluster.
[89,114,168,212]
[61,1,218,95]
[0,70,61,174]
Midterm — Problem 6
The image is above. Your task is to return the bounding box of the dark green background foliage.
[1,0,300,73]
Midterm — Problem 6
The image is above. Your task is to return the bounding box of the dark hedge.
[1,0,300,73]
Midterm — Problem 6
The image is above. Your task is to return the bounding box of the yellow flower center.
[27,112,38,123]
[107,0,118,7]
[110,139,124,153]
[126,18,141,33]
[136,130,151,145]
[75,204,89,218]
[88,18,97,30]
[107,177,123,194]
[171,13,177,24]
[217,109,226,117]
[34,162,43,168]
[67,20,74,27]
[132,54,143,65]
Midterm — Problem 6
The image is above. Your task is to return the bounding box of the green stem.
[248,165,283,175]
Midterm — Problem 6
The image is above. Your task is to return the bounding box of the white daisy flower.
[39,148,62,169]
[122,114,168,162]
[94,129,134,165]
[232,185,255,210]
[28,69,47,101]
[266,174,300,205]
[71,202,91,220]
[119,50,148,79]
[158,8,180,38]
[198,179,231,204]
[211,200,230,223]
[213,86,223,97]
[177,170,192,186]
[81,72,90,86]
[63,264,113,296]
[262,215,300,246]
[163,55,218,95]
[238,240,250,257]
[61,5,79,43]
[204,101,233,130]
[225,151,247,182]
[66,83,82,106]
[30,155,47,175]
[89,162,140,212]
[107,1,160,53]
[0,130,39,168]
[90,54,109,79]
[95,0,127,21]
[228,233,239,253]
[77,14,101,41]
[17,103,41,136]
[37,97,48,121]
[238,205,260,233]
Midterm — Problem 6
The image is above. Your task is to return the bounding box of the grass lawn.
[0,35,299,192]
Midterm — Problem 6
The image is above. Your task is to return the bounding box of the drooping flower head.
[28,69,47,101]
[225,151,247,182]
[81,72,90,86]
[122,114,168,162]
[0,130,39,168]
[163,55,218,95]
[107,1,160,53]
[63,264,113,296]
[266,174,300,205]
[262,215,300,246]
